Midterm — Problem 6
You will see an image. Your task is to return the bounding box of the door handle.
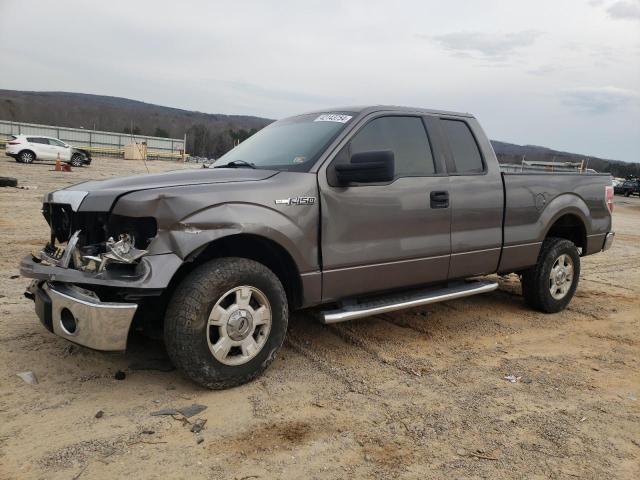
[430,190,449,209]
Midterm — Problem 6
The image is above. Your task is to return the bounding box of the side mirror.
[335,150,395,185]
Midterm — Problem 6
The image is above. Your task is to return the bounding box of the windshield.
[210,112,355,171]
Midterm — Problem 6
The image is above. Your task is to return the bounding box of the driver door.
[48,138,71,161]
[318,114,451,301]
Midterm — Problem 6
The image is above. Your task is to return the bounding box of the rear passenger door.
[26,137,54,160]
[319,114,451,301]
[435,117,504,279]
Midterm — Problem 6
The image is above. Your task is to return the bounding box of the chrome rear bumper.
[602,232,615,251]
[31,282,137,351]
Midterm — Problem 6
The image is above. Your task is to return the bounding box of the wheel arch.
[538,194,590,253]
[170,233,304,309]
[544,212,587,253]
[18,149,37,160]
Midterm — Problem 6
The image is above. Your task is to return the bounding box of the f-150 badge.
[275,197,316,206]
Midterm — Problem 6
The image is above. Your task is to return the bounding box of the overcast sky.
[1,0,639,161]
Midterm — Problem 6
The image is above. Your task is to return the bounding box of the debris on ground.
[190,418,207,434]
[95,410,104,419]
[129,358,175,372]
[177,404,207,418]
[503,374,520,383]
[0,177,18,188]
[114,370,126,380]
[16,371,38,385]
[150,408,179,417]
[150,404,207,418]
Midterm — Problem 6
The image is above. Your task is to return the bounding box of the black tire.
[70,153,84,167]
[624,190,631,197]
[521,237,580,313]
[0,176,18,187]
[164,257,288,389]
[19,150,35,163]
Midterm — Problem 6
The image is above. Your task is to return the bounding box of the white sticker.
[314,114,352,123]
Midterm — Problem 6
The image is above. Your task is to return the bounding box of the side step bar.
[320,280,498,324]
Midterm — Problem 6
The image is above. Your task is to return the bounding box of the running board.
[320,280,498,324]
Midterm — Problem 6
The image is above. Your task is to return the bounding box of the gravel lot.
[0,156,638,479]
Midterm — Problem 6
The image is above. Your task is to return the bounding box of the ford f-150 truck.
[20,106,615,389]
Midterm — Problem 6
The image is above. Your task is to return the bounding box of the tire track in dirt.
[284,333,368,394]
[581,277,636,292]
[285,315,421,395]
[326,322,428,378]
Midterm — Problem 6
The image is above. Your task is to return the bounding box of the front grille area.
[43,204,111,244]
[42,204,157,249]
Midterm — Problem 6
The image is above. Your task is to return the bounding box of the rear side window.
[440,119,484,174]
[27,137,47,144]
[348,116,436,177]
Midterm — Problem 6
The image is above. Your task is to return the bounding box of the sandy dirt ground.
[0,156,638,480]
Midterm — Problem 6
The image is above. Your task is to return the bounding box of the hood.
[69,167,277,193]
[50,167,278,212]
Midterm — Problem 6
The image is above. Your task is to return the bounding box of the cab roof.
[306,105,474,118]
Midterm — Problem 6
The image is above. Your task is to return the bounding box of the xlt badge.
[275,197,316,206]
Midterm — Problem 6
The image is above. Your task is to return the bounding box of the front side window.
[340,116,436,178]
[440,119,484,174]
[210,112,355,172]
[48,138,66,147]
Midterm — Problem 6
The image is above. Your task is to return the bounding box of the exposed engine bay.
[37,203,157,273]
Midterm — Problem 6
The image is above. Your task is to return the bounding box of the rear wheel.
[624,190,631,197]
[164,257,288,389]
[521,237,580,313]
[19,151,35,163]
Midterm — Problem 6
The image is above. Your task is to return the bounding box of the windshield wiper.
[213,160,256,169]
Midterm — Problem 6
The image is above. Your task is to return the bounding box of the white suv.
[5,135,89,166]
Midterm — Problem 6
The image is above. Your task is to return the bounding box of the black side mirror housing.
[335,150,395,185]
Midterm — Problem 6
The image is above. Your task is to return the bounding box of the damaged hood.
[48,168,278,211]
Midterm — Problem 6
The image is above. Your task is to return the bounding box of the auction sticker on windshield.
[314,114,352,123]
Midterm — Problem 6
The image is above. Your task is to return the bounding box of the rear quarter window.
[440,119,484,174]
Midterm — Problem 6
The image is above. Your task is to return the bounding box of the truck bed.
[498,172,612,273]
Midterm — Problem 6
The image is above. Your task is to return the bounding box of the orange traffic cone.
[55,154,62,171]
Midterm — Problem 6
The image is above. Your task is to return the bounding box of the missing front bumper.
[29,282,137,351]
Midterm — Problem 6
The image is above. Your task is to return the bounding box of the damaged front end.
[21,197,167,352]
[40,231,148,272]
[38,202,157,274]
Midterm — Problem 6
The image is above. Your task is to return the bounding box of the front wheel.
[164,257,288,389]
[70,153,84,167]
[521,237,580,313]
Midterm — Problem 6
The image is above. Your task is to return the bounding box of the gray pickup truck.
[21,106,615,389]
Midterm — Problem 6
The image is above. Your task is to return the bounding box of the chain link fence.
[0,120,185,160]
